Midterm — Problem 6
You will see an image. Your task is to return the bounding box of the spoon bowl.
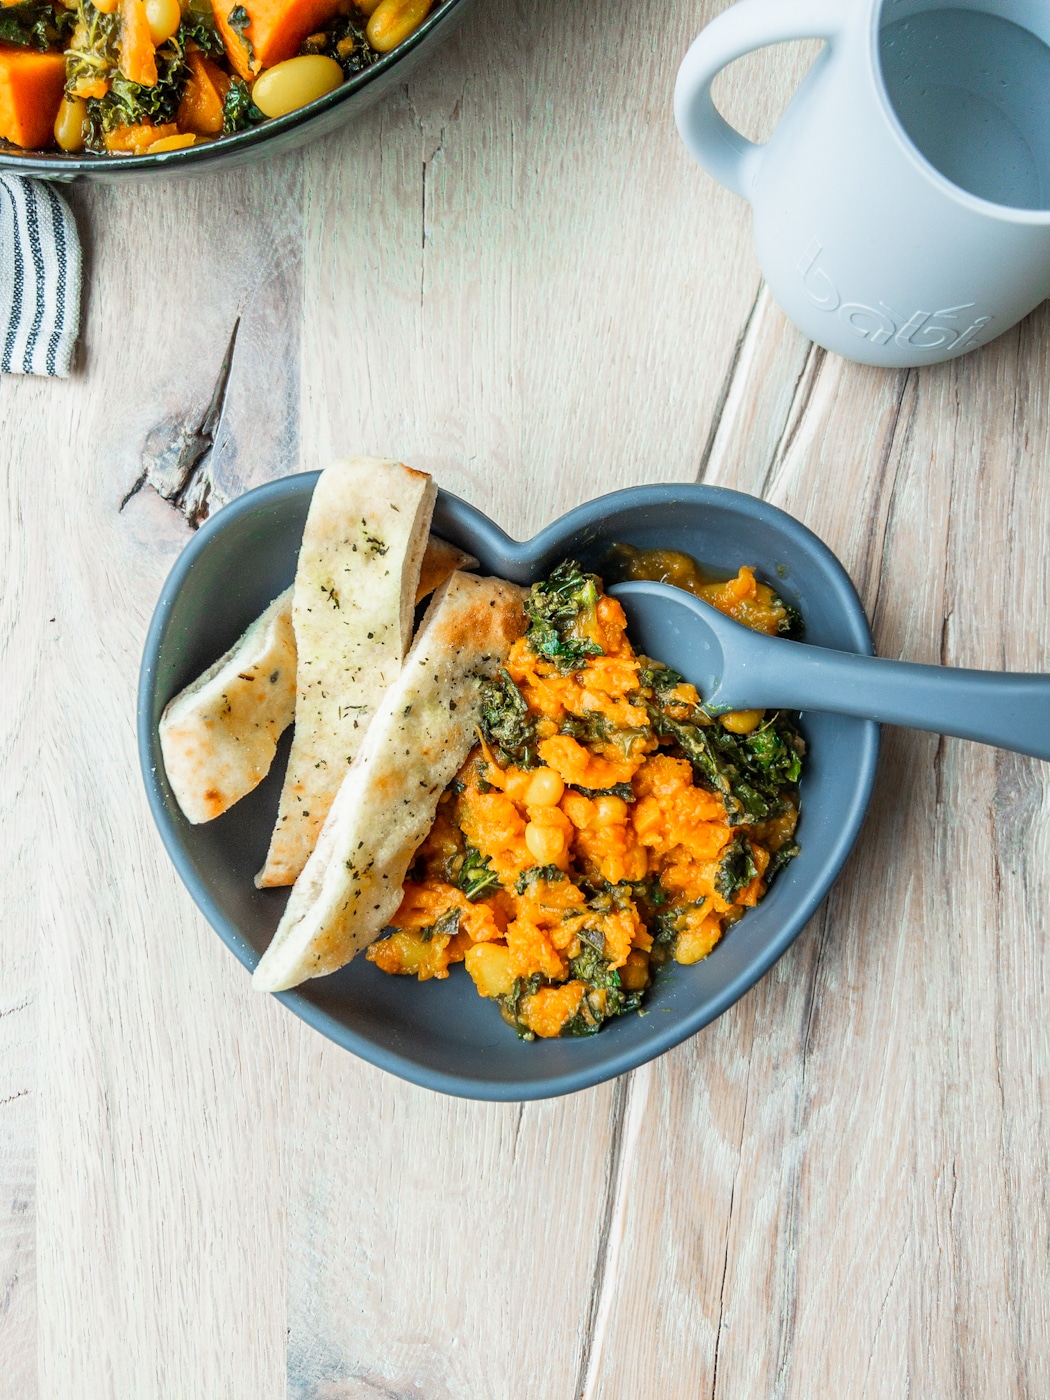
[609,580,763,711]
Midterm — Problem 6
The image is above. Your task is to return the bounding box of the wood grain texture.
[299,0,815,533]
[9,162,307,1397]
[1,0,1047,1395]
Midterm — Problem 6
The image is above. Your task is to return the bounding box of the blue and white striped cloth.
[0,175,81,378]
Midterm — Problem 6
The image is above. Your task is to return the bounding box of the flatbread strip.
[158,533,476,827]
[416,535,477,600]
[159,586,296,825]
[257,458,437,889]
[252,572,527,993]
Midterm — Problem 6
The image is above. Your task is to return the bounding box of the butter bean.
[464,943,515,999]
[525,822,565,866]
[251,55,343,119]
[594,794,628,826]
[525,767,564,808]
[54,97,87,153]
[145,0,181,45]
[367,0,433,53]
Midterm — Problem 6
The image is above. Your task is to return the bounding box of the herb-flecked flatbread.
[159,586,297,824]
[157,530,475,827]
[252,572,527,993]
[256,458,437,889]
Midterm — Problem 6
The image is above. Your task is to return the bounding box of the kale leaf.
[651,909,681,947]
[92,62,183,133]
[645,695,804,826]
[568,943,612,985]
[586,885,635,915]
[568,782,635,802]
[222,76,264,133]
[558,712,609,744]
[745,716,804,788]
[562,947,644,1035]
[456,847,499,902]
[180,7,225,55]
[515,865,565,895]
[227,3,253,54]
[638,661,689,703]
[714,835,759,902]
[559,711,649,758]
[577,923,605,953]
[299,13,377,76]
[478,668,538,768]
[524,559,603,673]
[0,1,71,51]
[418,907,460,943]
[777,599,804,639]
[66,1,120,113]
[766,839,801,883]
[497,973,544,1041]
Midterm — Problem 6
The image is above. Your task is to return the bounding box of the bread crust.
[415,535,478,599]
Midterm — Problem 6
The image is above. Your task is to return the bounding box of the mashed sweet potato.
[366,557,805,1040]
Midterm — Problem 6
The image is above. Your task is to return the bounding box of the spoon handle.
[731,638,1050,761]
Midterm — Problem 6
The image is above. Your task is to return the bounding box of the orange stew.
[0,0,441,155]
[604,542,797,637]
[367,555,805,1041]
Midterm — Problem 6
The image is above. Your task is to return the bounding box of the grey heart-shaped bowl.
[138,476,879,1099]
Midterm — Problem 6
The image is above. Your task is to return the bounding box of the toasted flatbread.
[157,531,474,828]
[159,586,297,825]
[256,458,437,888]
[416,535,477,599]
[252,572,527,993]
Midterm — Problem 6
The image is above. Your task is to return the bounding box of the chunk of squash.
[146,131,197,152]
[177,49,231,135]
[104,120,178,153]
[0,46,66,151]
[119,0,158,87]
[464,942,516,999]
[211,0,344,79]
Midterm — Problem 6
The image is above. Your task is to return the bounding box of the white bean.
[251,55,343,119]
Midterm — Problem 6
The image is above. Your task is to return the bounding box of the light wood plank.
[22,162,305,1396]
[299,0,815,534]
[0,405,41,1394]
[285,1066,620,1400]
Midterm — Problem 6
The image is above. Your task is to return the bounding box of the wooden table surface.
[3,3,1049,1395]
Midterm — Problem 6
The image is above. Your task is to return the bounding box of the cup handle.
[674,0,847,200]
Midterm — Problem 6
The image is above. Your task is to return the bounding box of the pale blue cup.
[676,0,1050,367]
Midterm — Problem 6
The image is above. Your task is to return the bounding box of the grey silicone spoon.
[609,581,1050,761]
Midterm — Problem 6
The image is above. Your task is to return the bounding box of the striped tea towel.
[0,175,81,378]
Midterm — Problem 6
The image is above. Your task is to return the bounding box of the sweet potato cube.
[177,49,231,135]
[212,0,345,79]
[0,46,66,151]
[104,121,178,154]
[119,0,158,87]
